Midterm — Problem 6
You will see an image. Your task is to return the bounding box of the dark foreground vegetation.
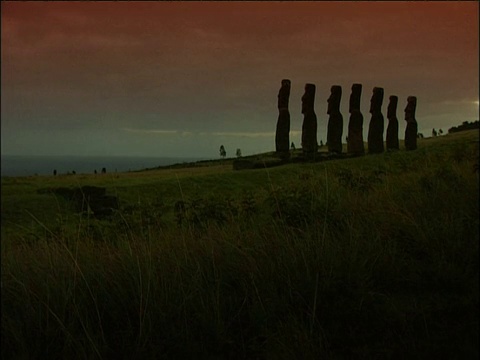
[448,120,479,134]
[1,130,479,359]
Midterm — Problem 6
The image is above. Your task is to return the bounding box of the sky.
[1,1,479,158]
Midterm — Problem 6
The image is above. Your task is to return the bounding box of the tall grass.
[2,131,478,359]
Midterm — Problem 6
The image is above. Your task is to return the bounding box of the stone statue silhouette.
[347,83,365,155]
[386,95,400,150]
[404,96,418,150]
[275,79,291,159]
[301,83,318,157]
[367,87,385,154]
[327,85,343,153]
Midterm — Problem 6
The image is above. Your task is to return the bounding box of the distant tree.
[432,128,437,137]
[438,129,443,135]
[219,145,226,159]
[53,169,57,176]
[72,170,76,175]
[236,148,242,158]
[291,142,296,150]
[101,167,106,174]
[94,169,97,174]
[319,140,324,147]
[417,133,424,139]
[449,120,479,134]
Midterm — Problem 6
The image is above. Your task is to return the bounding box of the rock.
[367,87,385,154]
[327,85,343,153]
[78,185,106,198]
[275,79,291,159]
[347,83,365,155]
[301,83,318,158]
[386,95,400,150]
[233,159,256,170]
[88,195,119,219]
[404,96,418,150]
[39,186,118,219]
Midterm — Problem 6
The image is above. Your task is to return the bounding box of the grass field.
[1,130,479,359]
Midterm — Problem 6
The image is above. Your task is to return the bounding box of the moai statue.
[275,79,291,159]
[327,85,343,153]
[301,83,318,157]
[404,96,418,150]
[367,87,385,154]
[386,95,400,150]
[347,83,365,155]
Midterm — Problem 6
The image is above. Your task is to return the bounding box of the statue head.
[349,83,362,112]
[387,95,398,118]
[327,85,342,114]
[278,79,291,109]
[404,96,417,121]
[369,87,384,114]
[281,79,291,88]
[302,83,316,114]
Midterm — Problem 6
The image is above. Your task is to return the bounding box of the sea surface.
[1,155,210,177]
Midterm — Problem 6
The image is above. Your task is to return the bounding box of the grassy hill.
[2,130,479,359]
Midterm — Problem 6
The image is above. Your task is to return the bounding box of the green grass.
[2,130,479,359]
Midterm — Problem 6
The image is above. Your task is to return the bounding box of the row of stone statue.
[275,80,418,158]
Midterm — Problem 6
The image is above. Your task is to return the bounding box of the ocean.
[1,155,210,177]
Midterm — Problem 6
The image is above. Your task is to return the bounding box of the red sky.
[1,1,478,157]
